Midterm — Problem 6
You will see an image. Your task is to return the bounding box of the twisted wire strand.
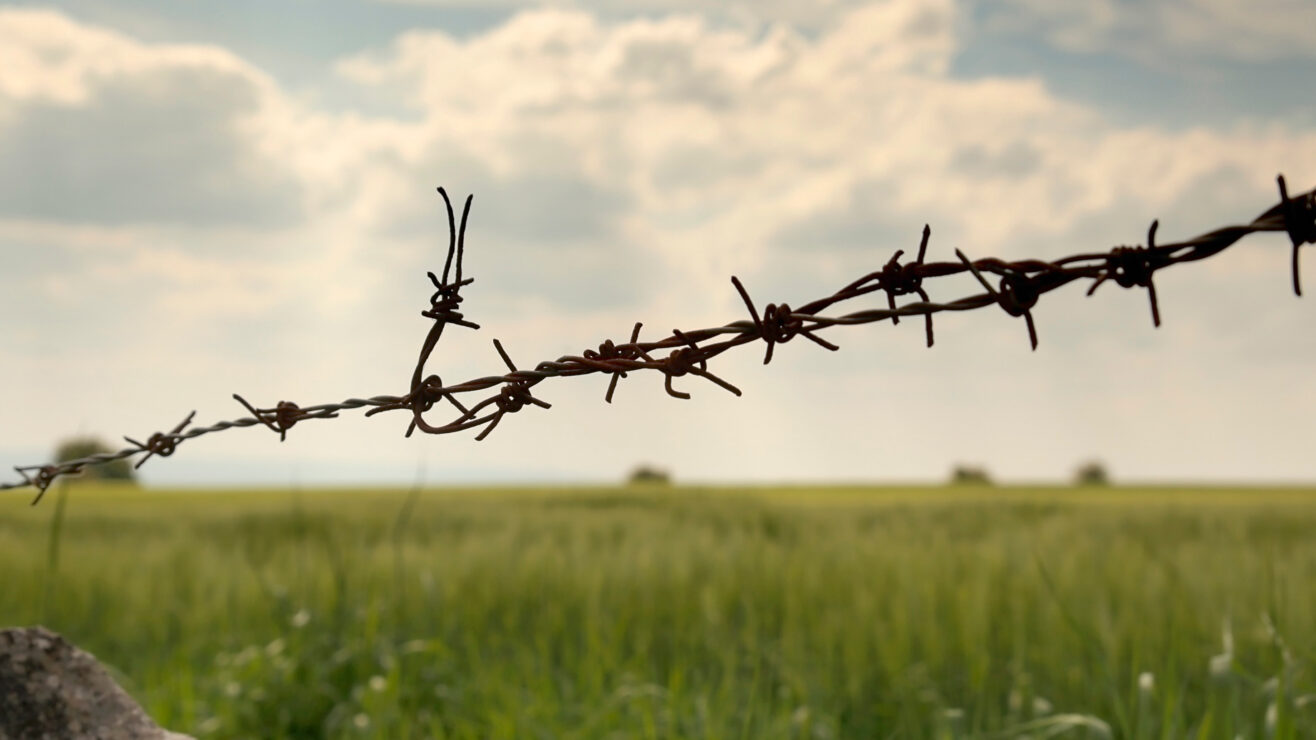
[6,175,1314,504]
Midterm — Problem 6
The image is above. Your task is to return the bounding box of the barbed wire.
[6,174,1314,503]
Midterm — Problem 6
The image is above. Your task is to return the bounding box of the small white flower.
[369,675,388,692]
[290,609,311,629]
[1209,652,1232,679]
[353,713,369,729]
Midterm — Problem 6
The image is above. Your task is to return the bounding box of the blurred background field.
[2,482,1315,739]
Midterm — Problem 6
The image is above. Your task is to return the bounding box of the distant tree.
[54,436,135,483]
[628,464,671,486]
[1074,460,1110,487]
[950,464,992,486]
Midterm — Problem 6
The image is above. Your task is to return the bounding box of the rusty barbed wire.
[6,175,1314,503]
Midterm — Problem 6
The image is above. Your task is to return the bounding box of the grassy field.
[1,482,1314,739]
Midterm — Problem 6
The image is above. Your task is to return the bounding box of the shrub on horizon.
[54,436,136,483]
[1074,460,1110,487]
[628,464,671,486]
[950,464,992,486]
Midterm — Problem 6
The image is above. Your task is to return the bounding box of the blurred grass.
[1,482,1314,738]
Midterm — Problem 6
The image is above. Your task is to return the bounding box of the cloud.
[979,0,1316,63]
[343,0,1316,278]
[2,2,1314,485]
[368,0,872,33]
[0,9,304,228]
[334,2,974,299]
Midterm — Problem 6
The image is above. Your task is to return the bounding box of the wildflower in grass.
[353,713,370,729]
[942,707,965,734]
[369,675,388,692]
[1209,652,1233,680]
[233,646,259,665]
[401,639,431,654]
[290,608,311,628]
[1210,619,1234,680]
[1004,714,1111,739]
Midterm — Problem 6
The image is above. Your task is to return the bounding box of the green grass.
[2,482,1315,739]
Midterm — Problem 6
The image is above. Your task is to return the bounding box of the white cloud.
[0,9,257,105]
[340,0,1313,280]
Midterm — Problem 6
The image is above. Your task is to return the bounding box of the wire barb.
[880,225,935,347]
[956,249,1040,350]
[17,465,65,505]
[582,323,646,403]
[1277,175,1316,296]
[124,411,196,469]
[467,339,551,441]
[233,395,337,442]
[4,174,1313,498]
[1086,220,1163,327]
[731,276,839,364]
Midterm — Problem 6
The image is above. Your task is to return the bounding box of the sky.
[1,0,1314,488]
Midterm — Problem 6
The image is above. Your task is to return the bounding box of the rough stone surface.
[0,626,194,740]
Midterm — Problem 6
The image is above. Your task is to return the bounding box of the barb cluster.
[6,175,1314,502]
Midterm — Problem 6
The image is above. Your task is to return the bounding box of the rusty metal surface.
[6,175,1314,503]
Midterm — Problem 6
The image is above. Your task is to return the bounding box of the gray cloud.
[0,65,304,228]
[614,37,735,108]
[950,141,1042,179]
[769,178,930,253]
[978,0,1316,63]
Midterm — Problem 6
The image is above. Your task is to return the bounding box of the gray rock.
[0,626,194,740]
